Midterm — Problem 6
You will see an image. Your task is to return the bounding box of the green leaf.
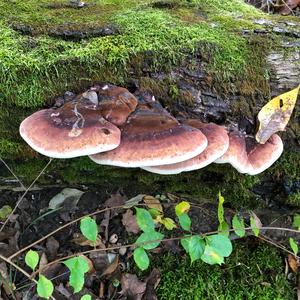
[80,217,98,244]
[206,234,232,257]
[175,201,190,216]
[217,192,225,224]
[135,207,155,232]
[218,221,229,237]
[0,205,12,221]
[232,214,246,237]
[80,295,91,300]
[289,238,298,256]
[178,213,191,231]
[133,247,149,270]
[181,235,205,263]
[180,236,191,254]
[64,256,89,293]
[37,275,54,299]
[148,208,161,218]
[201,245,224,265]
[250,216,260,237]
[292,214,300,230]
[25,250,39,271]
[161,217,177,230]
[135,231,164,250]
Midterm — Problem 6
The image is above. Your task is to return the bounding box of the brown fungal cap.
[247,134,283,175]
[90,103,208,167]
[215,131,283,175]
[19,101,121,158]
[143,120,229,174]
[96,84,138,126]
[215,131,250,173]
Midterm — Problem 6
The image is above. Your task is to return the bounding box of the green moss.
[271,151,300,180]
[0,3,263,108]
[156,241,294,299]
[286,192,300,207]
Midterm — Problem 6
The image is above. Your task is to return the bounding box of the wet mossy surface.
[155,241,295,299]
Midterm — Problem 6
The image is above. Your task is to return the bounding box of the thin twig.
[32,226,300,277]
[8,197,300,261]
[0,158,53,232]
[258,234,296,257]
[0,158,26,190]
[8,204,126,260]
[0,253,56,300]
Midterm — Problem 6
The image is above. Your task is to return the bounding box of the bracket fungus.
[215,131,283,175]
[19,101,121,158]
[89,99,208,167]
[143,120,229,175]
[19,84,285,175]
[96,84,138,126]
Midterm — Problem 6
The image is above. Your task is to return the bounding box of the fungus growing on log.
[19,101,121,158]
[215,131,283,175]
[89,99,208,167]
[142,120,229,175]
[96,84,138,126]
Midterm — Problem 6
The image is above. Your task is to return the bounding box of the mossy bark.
[0,0,299,209]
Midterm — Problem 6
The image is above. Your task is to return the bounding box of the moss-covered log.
[0,0,299,208]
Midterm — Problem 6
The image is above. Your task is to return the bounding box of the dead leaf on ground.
[48,188,84,210]
[101,254,119,277]
[143,268,161,300]
[122,209,140,234]
[124,194,145,208]
[0,262,15,297]
[39,252,48,270]
[72,233,106,248]
[104,192,127,217]
[287,254,299,273]
[46,236,60,260]
[143,195,163,213]
[256,85,300,144]
[120,273,147,300]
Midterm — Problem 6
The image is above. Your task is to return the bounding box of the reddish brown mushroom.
[19,101,121,158]
[89,100,208,167]
[215,131,283,175]
[96,84,138,126]
[143,120,229,174]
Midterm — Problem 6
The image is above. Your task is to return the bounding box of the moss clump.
[156,241,294,300]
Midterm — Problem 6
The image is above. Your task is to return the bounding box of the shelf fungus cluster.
[20,84,284,175]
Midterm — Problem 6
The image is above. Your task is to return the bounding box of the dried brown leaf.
[143,196,163,213]
[120,273,147,300]
[71,233,105,248]
[101,254,119,277]
[288,254,299,273]
[122,209,140,234]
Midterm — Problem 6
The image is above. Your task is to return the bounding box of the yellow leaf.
[256,85,300,144]
[143,195,163,213]
[161,217,177,230]
[175,201,190,216]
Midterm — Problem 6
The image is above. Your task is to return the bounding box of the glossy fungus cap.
[19,102,121,158]
[142,120,229,174]
[89,102,208,167]
[96,84,138,126]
